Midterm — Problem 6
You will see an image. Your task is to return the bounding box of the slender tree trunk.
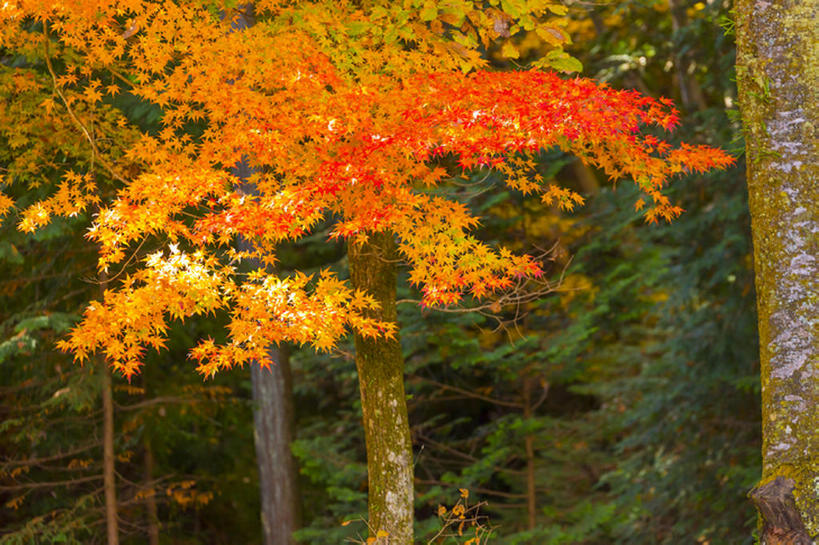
[141,373,160,545]
[570,159,600,196]
[143,436,160,545]
[252,345,301,545]
[522,377,537,531]
[348,232,414,545]
[736,0,818,542]
[667,0,708,112]
[98,270,120,545]
[231,162,302,541]
[223,0,304,525]
[101,360,120,545]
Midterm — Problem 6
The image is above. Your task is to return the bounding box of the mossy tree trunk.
[348,232,414,545]
[736,0,818,542]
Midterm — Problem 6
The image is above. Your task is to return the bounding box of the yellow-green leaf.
[536,25,568,46]
[501,42,520,59]
[420,3,438,21]
[547,4,569,16]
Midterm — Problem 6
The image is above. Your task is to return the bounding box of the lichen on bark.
[735,0,818,540]
[348,232,414,545]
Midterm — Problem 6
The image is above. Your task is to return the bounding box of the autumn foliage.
[0,0,733,379]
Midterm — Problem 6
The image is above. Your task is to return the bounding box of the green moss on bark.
[348,232,414,545]
[736,0,819,540]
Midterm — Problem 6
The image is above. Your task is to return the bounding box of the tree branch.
[410,375,522,409]
[0,474,103,491]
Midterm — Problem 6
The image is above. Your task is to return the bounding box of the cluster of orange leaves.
[0,0,733,378]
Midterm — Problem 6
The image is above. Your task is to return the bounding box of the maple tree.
[0,1,733,542]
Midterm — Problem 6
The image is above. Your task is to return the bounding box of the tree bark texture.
[252,345,301,545]
[736,0,818,541]
[101,360,120,545]
[750,478,812,545]
[348,232,414,545]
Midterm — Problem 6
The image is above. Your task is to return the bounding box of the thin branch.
[43,24,127,185]
[415,431,526,475]
[14,462,102,473]
[0,474,103,491]
[106,67,134,89]
[416,478,526,499]
[99,235,148,285]
[410,375,522,409]
[114,395,196,411]
[530,381,550,412]
[397,242,566,326]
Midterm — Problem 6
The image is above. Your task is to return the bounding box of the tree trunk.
[101,360,120,545]
[98,269,120,545]
[143,436,160,545]
[223,0,304,526]
[231,184,302,542]
[522,377,537,531]
[736,0,818,541]
[231,162,302,542]
[570,158,599,196]
[252,345,301,545]
[667,0,708,112]
[347,232,414,545]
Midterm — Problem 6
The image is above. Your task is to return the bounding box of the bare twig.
[2,441,102,467]
[410,375,522,409]
[43,23,127,185]
[0,474,103,492]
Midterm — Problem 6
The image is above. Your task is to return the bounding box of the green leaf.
[346,21,369,36]
[420,3,438,21]
[540,50,583,73]
[501,0,525,17]
[0,240,23,265]
[547,4,569,16]
[536,25,568,46]
[14,313,79,334]
[501,42,520,59]
[370,6,388,19]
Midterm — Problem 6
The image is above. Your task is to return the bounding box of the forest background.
[0,0,763,544]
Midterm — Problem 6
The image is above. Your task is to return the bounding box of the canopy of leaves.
[1,0,731,379]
